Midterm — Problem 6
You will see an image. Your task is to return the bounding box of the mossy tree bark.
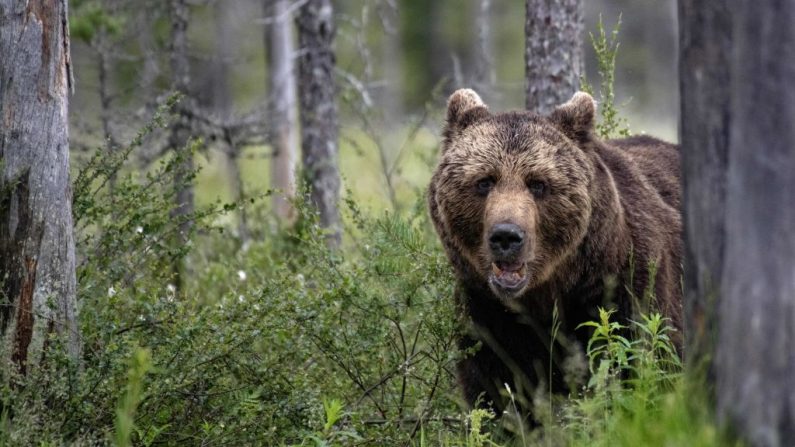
[296,0,340,246]
[681,1,795,444]
[0,0,80,373]
[524,0,583,115]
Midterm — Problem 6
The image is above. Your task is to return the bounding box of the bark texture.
[524,0,584,115]
[296,0,340,245]
[0,0,79,373]
[266,0,299,222]
[716,2,795,445]
[682,1,795,445]
[168,0,194,286]
[678,1,731,369]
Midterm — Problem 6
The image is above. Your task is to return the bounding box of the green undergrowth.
[0,100,737,447]
[1,17,735,443]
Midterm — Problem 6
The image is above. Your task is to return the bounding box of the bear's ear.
[549,91,596,142]
[446,89,489,129]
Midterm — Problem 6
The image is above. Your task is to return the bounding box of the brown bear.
[428,89,682,415]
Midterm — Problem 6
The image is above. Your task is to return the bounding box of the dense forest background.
[68,0,678,212]
[6,0,794,445]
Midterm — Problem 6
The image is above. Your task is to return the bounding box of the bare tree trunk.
[678,0,731,372]
[136,7,161,96]
[377,1,402,127]
[208,0,233,117]
[715,2,795,444]
[96,29,120,195]
[206,0,249,242]
[472,0,495,102]
[524,0,583,114]
[168,0,193,288]
[266,0,299,222]
[683,1,795,444]
[296,0,340,246]
[0,0,79,372]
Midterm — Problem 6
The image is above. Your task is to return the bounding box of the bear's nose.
[488,223,525,258]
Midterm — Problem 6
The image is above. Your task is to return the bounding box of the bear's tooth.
[492,263,502,276]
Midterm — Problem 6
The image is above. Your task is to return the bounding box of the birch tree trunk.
[296,0,340,246]
[0,0,80,373]
[266,0,298,222]
[524,0,583,114]
[715,1,795,444]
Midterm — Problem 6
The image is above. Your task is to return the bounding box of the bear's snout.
[488,223,525,260]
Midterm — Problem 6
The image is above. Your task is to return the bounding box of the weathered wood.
[296,0,341,246]
[678,0,731,370]
[524,0,583,114]
[0,0,79,372]
[266,0,299,222]
[715,1,795,445]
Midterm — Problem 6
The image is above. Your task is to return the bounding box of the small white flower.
[107,286,117,297]
[237,270,247,281]
[166,284,176,294]
[238,295,245,303]
[136,226,144,234]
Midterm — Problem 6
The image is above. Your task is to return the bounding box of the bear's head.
[430,89,598,304]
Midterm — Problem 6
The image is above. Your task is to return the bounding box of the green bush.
[1,59,736,447]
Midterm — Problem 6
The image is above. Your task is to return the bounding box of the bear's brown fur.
[428,89,682,414]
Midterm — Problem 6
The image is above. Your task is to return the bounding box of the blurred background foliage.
[68,0,678,213]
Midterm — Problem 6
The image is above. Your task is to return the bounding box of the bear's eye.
[527,180,547,198]
[475,177,495,196]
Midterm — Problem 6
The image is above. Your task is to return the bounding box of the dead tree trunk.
[715,2,795,444]
[266,0,299,222]
[0,0,80,372]
[296,0,341,246]
[96,29,120,195]
[208,0,249,242]
[168,0,193,288]
[678,1,731,372]
[524,0,583,114]
[682,1,795,444]
[473,0,495,103]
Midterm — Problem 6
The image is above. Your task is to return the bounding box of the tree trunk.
[678,0,731,372]
[682,1,795,444]
[206,0,249,242]
[473,0,495,103]
[266,0,299,222]
[168,0,193,288]
[296,0,340,246]
[524,0,583,114]
[377,1,402,127]
[96,29,119,195]
[0,0,80,373]
[715,1,795,444]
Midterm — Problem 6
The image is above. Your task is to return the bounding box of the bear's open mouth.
[489,261,529,293]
